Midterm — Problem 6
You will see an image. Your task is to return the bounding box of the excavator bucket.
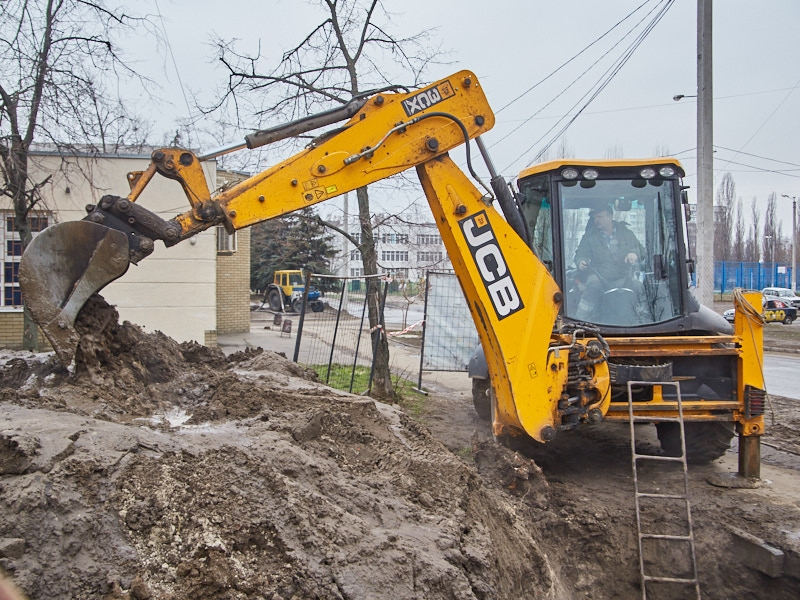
[19,221,130,365]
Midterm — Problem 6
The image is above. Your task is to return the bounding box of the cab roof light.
[640,167,656,179]
[659,166,676,177]
[582,168,599,180]
[561,167,579,180]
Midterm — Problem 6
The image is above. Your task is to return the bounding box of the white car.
[761,287,800,308]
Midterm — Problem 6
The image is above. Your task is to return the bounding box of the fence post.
[366,280,389,394]
[417,271,431,392]
[324,279,347,384]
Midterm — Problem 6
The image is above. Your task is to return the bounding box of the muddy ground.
[1,297,800,599]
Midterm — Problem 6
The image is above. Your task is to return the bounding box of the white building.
[340,212,453,282]
[0,150,250,350]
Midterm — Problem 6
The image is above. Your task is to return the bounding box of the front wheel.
[291,297,303,313]
[656,421,735,465]
[472,378,491,420]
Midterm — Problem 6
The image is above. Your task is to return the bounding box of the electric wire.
[500,0,675,174]
[492,0,666,157]
[494,0,652,115]
[154,0,200,145]
[524,0,675,167]
[716,75,800,176]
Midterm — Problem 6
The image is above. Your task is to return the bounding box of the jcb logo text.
[459,211,523,319]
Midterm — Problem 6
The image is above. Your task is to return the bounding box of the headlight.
[561,167,579,179]
[640,168,656,179]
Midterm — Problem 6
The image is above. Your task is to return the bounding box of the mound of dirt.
[3,297,800,599]
[0,298,564,599]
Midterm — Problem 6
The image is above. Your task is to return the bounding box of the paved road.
[764,353,800,400]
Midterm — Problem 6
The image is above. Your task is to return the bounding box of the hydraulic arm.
[20,70,611,444]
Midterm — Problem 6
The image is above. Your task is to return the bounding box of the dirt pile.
[3,297,800,599]
[0,298,563,599]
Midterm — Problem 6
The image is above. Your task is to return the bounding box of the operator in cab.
[573,204,645,322]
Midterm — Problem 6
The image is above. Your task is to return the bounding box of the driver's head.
[590,205,614,233]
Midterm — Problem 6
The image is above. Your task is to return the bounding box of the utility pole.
[782,194,797,291]
[695,0,714,306]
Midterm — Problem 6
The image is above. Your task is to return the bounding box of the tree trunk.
[357,186,393,400]
[4,142,39,351]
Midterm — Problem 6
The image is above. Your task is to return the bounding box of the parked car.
[725,298,797,324]
[761,287,800,308]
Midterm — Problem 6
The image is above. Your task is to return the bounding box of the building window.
[216,226,237,253]
[381,233,409,244]
[351,231,361,244]
[381,250,408,262]
[350,267,364,277]
[417,251,443,262]
[350,250,361,261]
[2,211,49,307]
[417,233,442,245]
[6,240,22,257]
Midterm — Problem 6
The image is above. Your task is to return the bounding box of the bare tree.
[714,172,735,261]
[209,0,437,400]
[763,193,778,264]
[747,198,761,262]
[733,196,745,261]
[0,1,155,349]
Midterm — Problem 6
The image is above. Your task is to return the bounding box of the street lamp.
[672,94,697,102]
[782,194,797,292]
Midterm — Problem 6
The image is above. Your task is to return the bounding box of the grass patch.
[305,363,428,410]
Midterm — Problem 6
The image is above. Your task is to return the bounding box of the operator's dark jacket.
[574,221,645,282]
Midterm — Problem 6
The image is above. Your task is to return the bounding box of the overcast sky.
[130,0,800,228]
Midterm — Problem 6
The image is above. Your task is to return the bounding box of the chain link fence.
[287,270,477,394]
[293,274,387,395]
[418,271,479,386]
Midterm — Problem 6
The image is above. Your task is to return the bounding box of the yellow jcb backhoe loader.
[18,70,766,478]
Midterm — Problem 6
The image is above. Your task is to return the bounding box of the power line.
[501,0,675,173]
[492,0,666,158]
[714,145,800,170]
[154,0,200,144]
[716,76,800,175]
[496,86,800,124]
[495,0,652,115]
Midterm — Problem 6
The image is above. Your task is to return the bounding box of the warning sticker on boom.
[401,81,456,117]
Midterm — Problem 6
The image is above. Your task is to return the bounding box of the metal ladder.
[627,381,701,600]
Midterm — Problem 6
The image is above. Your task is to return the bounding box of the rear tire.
[656,421,735,464]
[783,315,794,324]
[472,378,491,420]
[311,301,324,313]
[268,289,282,312]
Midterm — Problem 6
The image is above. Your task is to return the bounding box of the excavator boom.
[19,69,611,445]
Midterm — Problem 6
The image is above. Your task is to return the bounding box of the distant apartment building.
[340,213,453,281]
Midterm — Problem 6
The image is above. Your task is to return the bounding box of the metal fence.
[287,270,478,395]
[418,271,479,386]
[715,261,795,293]
[293,274,388,395]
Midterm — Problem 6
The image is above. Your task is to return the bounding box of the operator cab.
[516,159,726,335]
